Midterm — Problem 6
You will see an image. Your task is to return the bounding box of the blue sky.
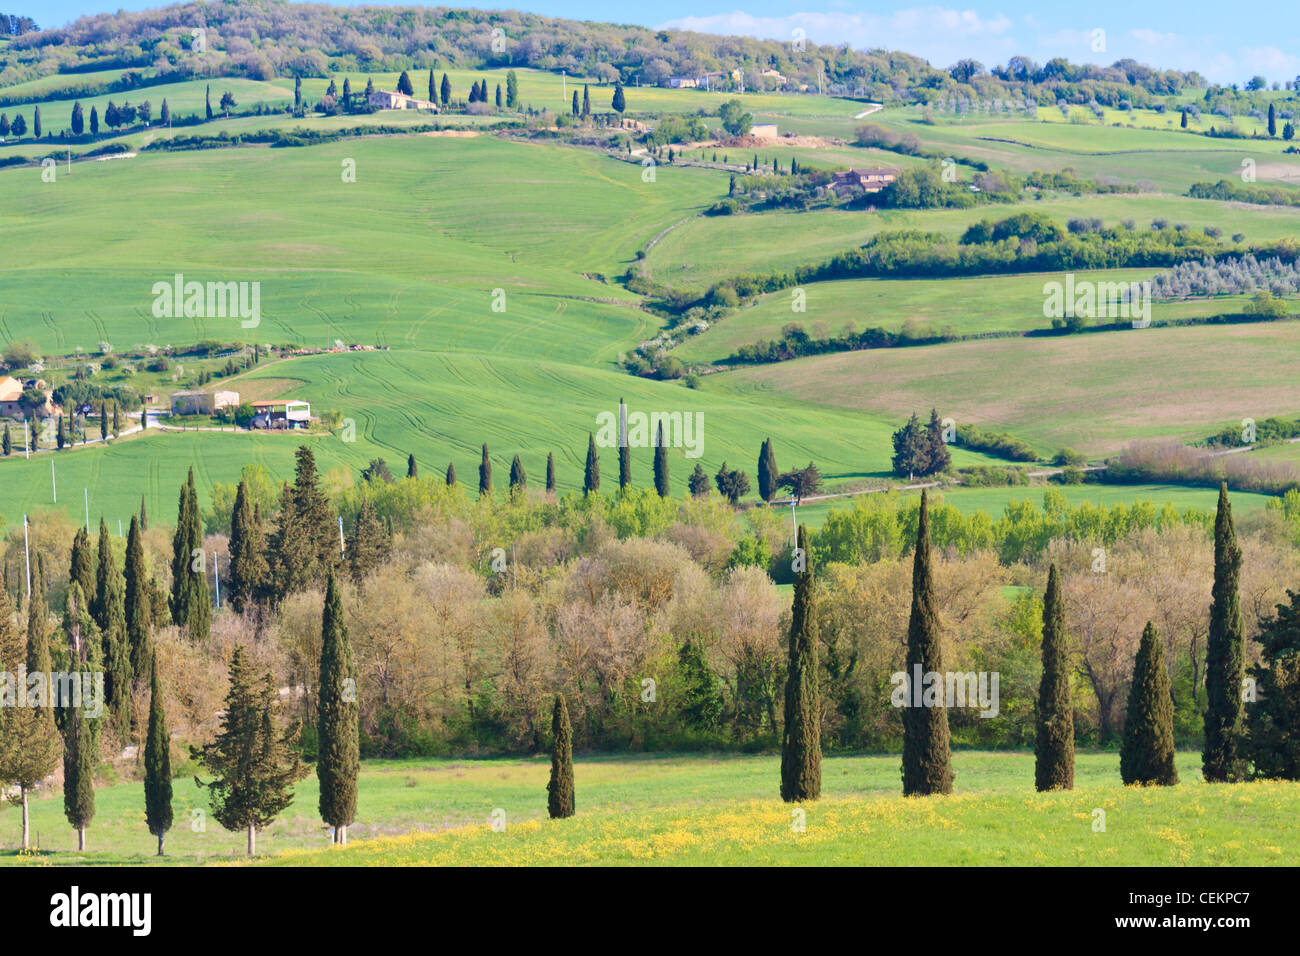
[13,1,1299,86]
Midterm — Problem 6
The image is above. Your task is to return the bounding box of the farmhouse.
[832,166,901,193]
[0,375,52,418]
[170,389,240,415]
[250,398,311,429]
[759,68,786,84]
[0,375,24,418]
[668,77,699,89]
[367,90,438,111]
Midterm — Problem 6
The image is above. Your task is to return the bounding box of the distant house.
[750,123,779,139]
[0,375,24,418]
[249,399,311,429]
[668,77,699,89]
[759,68,786,84]
[170,390,239,415]
[832,166,901,193]
[367,89,439,111]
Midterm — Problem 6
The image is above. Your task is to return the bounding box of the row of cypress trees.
[778,483,1262,803]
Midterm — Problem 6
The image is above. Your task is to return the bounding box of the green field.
[4,751,1294,866]
[674,269,1265,364]
[709,321,1300,456]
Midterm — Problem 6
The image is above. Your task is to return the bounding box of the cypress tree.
[1034,564,1074,791]
[93,518,132,730]
[427,68,435,103]
[619,442,631,490]
[1203,483,1245,782]
[780,524,822,802]
[62,696,95,851]
[143,660,173,855]
[124,515,153,689]
[582,84,590,117]
[112,402,121,437]
[688,463,709,497]
[191,645,308,855]
[925,408,951,472]
[206,84,213,121]
[572,89,580,116]
[445,461,457,486]
[169,469,210,641]
[140,494,148,531]
[8,563,61,848]
[653,422,669,497]
[57,414,66,449]
[290,445,338,580]
[2,422,10,455]
[479,444,492,497]
[901,490,954,795]
[1244,588,1300,779]
[1120,622,1179,786]
[758,437,779,502]
[509,454,527,494]
[348,498,389,583]
[228,478,269,614]
[584,433,600,494]
[612,82,625,113]
[318,572,359,844]
[69,526,95,601]
[407,453,417,479]
[99,403,107,440]
[546,694,575,818]
[546,452,556,493]
[440,73,451,106]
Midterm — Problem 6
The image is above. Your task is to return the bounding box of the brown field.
[713,321,1300,455]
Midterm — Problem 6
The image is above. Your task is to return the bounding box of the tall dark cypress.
[901,490,954,795]
[445,461,456,486]
[62,696,95,851]
[758,438,778,503]
[1203,483,1245,782]
[546,694,575,818]
[228,478,269,614]
[124,515,153,686]
[653,422,669,497]
[1034,564,1074,791]
[406,453,417,479]
[1120,622,1179,786]
[69,526,95,602]
[780,524,822,802]
[318,572,359,844]
[546,452,556,493]
[140,494,148,531]
[509,454,527,493]
[584,433,600,494]
[479,444,492,497]
[94,518,131,730]
[619,443,631,490]
[144,660,173,855]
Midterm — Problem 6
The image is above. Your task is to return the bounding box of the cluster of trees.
[1188,179,1300,208]
[4,3,1209,105]
[1108,439,1300,496]
[698,219,1246,324]
[780,484,1300,804]
[891,410,951,479]
[1148,252,1300,301]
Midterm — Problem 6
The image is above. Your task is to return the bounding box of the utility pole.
[23,514,31,597]
[213,551,220,609]
[338,515,345,558]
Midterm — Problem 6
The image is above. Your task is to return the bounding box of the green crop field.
[4,751,1294,866]
[709,321,1300,456]
[673,269,1265,365]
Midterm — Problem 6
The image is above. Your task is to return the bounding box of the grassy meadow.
[4,751,1294,866]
